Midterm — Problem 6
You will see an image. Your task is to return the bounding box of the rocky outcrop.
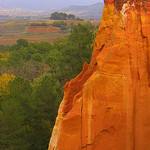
[48,0,150,149]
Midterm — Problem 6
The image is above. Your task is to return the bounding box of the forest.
[0,22,98,150]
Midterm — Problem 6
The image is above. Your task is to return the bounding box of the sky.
[0,0,104,10]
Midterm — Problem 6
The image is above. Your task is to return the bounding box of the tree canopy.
[50,12,82,21]
[50,12,68,20]
[0,22,99,150]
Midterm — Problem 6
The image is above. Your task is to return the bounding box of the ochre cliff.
[48,0,150,149]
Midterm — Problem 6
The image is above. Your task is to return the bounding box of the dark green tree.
[60,25,67,31]
[0,77,32,150]
[16,39,29,48]
[52,21,67,27]
[69,23,93,49]
[30,22,48,26]
[85,21,96,30]
[45,49,62,74]
[75,17,84,21]
[31,53,42,62]
[69,22,74,30]
[36,41,51,54]
[0,75,62,150]
[48,24,94,83]
[28,74,62,150]
[67,14,75,20]
[7,50,23,66]
[50,12,67,20]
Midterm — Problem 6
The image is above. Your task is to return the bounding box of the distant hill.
[0,7,46,16]
[0,3,104,22]
[59,3,104,20]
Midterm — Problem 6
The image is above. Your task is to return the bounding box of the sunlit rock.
[48,0,150,149]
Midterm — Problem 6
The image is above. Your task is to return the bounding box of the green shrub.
[60,25,67,30]
[30,22,48,26]
[31,53,42,62]
[17,39,29,47]
[52,21,67,27]
[75,17,84,21]
[50,12,67,20]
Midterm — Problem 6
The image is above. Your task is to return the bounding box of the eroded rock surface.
[48,0,150,149]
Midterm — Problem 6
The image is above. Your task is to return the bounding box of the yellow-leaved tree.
[0,74,15,97]
[0,52,10,61]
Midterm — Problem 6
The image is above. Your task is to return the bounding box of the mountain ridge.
[59,3,104,19]
[0,2,104,20]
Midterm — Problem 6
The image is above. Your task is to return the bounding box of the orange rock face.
[48,0,150,150]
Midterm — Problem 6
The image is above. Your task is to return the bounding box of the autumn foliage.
[0,74,15,96]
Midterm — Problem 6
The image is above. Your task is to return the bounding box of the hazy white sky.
[0,0,104,10]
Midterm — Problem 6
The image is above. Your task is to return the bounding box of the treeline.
[0,23,98,150]
[50,12,83,21]
[30,22,48,26]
